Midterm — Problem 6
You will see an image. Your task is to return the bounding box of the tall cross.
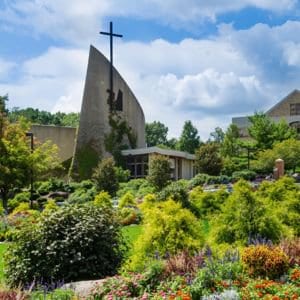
[100,21,123,112]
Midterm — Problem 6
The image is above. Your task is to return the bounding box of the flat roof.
[121,146,196,160]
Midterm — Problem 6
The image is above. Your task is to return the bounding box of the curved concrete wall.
[71,45,146,179]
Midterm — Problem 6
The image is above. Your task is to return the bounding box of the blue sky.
[1,0,300,139]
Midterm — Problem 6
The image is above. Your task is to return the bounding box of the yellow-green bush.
[94,191,112,208]
[127,199,203,271]
[118,191,136,209]
[242,245,289,279]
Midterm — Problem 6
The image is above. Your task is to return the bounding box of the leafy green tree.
[221,124,240,157]
[0,107,60,211]
[147,155,171,191]
[178,120,200,154]
[248,112,275,150]
[145,121,168,147]
[92,157,119,196]
[195,143,223,176]
[273,119,297,142]
[209,127,225,143]
[248,113,296,150]
[254,139,300,173]
[166,137,178,150]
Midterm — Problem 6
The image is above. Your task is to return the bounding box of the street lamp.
[26,132,34,208]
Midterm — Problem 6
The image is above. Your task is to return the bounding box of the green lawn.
[122,225,142,244]
[0,243,7,285]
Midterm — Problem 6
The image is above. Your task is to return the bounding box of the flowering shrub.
[202,289,240,300]
[242,245,289,279]
[190,250,245,299]
[290,267,300,285]
[241,279,300,299]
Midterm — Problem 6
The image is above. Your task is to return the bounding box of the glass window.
[290,103,300,116]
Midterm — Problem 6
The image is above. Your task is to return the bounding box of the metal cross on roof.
[100,22,123,112]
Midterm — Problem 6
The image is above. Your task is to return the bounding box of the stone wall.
[31,124,77,162]
[267,90,300,117]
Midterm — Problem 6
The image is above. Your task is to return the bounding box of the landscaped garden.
[0,96,300,299]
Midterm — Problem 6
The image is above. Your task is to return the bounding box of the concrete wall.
[31,124,77,162]
[71,45,146,179]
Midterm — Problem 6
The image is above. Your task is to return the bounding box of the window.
[290,103,300,116]
[126,155,149,178]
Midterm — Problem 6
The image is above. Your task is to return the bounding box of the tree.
[92,157,119,196]
[209,127,225,143]
[248,112,275,150]
[195,143,223,176]
[273,119,297,142]
[255,139,300,173]
[145,121,168,147]
[221,124,240,157]
[0,97,60,211]
[147,155,171,190]
[178,120,200,154]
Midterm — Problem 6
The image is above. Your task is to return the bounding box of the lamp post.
[26,132,34,208]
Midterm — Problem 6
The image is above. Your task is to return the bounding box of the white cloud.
[2,16,300,139]
[0,0,297,44]
[0,58,16,80]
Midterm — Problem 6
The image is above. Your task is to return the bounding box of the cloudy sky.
[1,0,300,140]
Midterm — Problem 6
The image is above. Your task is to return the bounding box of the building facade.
[232,90,300,137]
[121,147,197,180]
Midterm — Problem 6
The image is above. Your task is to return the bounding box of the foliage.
[158,180,190,208]
[114,166,130,183]
[5,204,125,286]
[190,250,245,299]
[254,139,300,173]
[0,113,60,210]
[190,186,229,217]
[118,191,137,209]
[118,207,141,226]
[67,183,96,204]
[242,245,289,279]
[8,107,80,127]
[7,191,30,212]
[232,170,256,181]
[69,144,100,181]
[209,127,225,144]
[30,288,76,300]
[104,113,137,165]
[147,155,171,191]
[36,178,65,195]
[92,157,119,196]
[93,191,112,208]
[221,124,240,158]
[195,143,223,176]
[145,121,168,147]
[178,120,200,154]
[127,200,203,271]
[117,178,155,199]
[163,250,206,277]
[280,238,300,267]
[241,279,300,299]
[212,180,284,245]
[248,112,297,150]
